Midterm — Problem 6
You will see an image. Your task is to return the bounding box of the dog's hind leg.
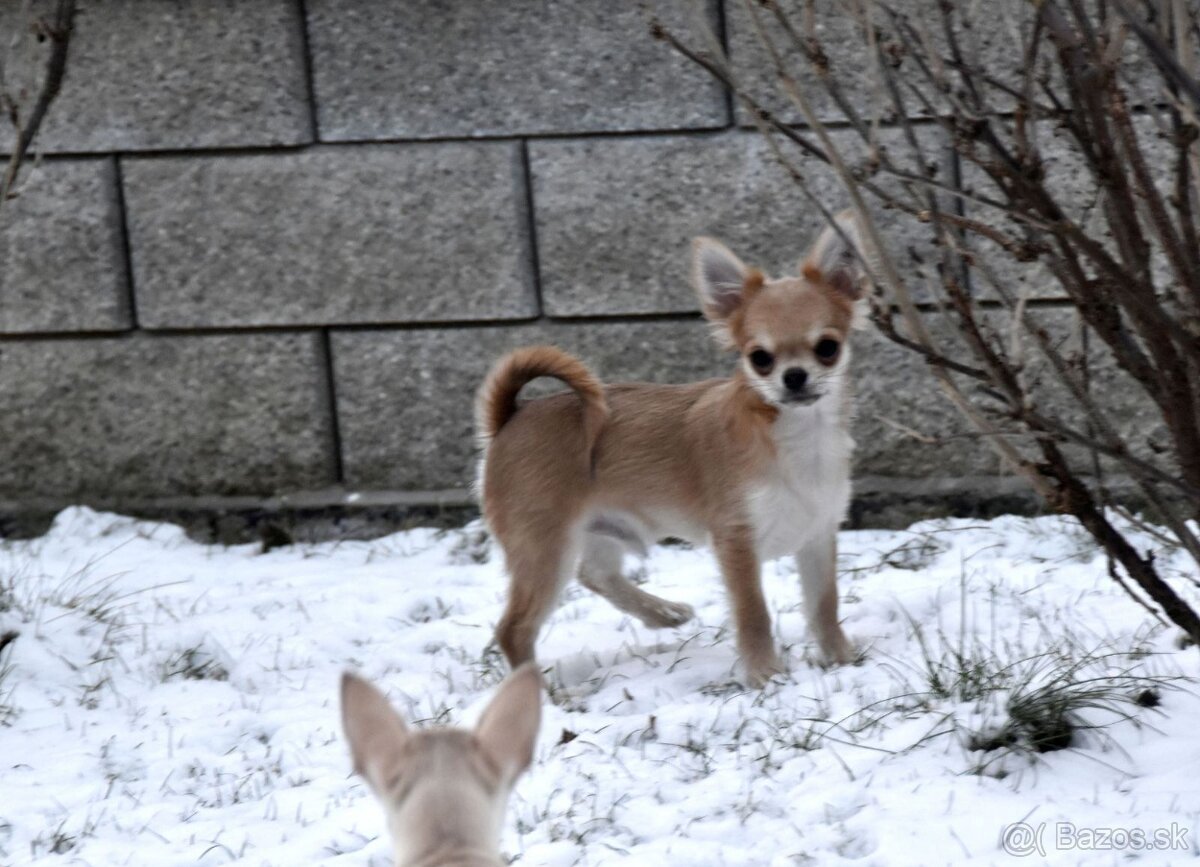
[494,523,581,670]
[577,533,694,628]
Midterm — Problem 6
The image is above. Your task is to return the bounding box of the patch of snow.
[0,507,1197,865]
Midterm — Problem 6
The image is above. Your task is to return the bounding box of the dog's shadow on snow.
[540,629,749,708]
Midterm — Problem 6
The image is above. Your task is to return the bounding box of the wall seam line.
[293,0,322,142]
[519,139,547,318]
[319,329,346,484]
[111,156,141,330]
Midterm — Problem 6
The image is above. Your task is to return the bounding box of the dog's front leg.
[796,534,854,666]
[713,528,783,687]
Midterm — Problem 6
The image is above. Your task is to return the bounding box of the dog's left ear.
[475,662,543,781]
[801,210,866,302]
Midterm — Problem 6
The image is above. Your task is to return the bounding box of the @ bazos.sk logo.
[1001,822,1191,857]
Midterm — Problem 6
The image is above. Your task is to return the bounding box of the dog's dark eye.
[814,338,840,365]
[748,348,775,374]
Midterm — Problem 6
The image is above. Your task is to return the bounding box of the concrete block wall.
[1,0,1094,535]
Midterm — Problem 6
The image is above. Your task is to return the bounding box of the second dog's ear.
[341,672,410,795]
[692,238,759,347]
[802,210,866,301]
[476,662,543,781]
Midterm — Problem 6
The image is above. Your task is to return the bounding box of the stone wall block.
[532,128,950,317]
[726,0,1041,127]
[124,143,537,328]
[0,333,335,499]
[0,158,129,333]
[307,0,728,139]
[963,116,1177,302]
[333,321,729,490]
[0,0,312,152]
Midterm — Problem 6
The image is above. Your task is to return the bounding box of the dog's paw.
[742,648,786,689]
[638,599,695,629]
[816,630,857,668]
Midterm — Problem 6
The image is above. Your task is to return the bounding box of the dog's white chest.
[747,408,852,561]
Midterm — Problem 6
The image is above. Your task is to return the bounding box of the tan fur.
[340,664,542,867]
[476,344,609,461]
[478,212,867,686]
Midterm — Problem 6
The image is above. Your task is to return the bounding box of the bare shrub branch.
[650,0,1200,645]
[1,0,77,206]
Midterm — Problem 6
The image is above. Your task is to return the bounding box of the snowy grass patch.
[0,507,1197,865]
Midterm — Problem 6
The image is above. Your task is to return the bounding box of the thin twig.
[1,0,78,205]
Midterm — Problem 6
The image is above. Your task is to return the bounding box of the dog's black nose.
[782,367,808,393]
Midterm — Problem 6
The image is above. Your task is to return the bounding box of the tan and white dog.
[340,663,542,867]
[476,213,866,686]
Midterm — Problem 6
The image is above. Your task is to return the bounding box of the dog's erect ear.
[341,672,410,795]
[475,662,542,781]
[692,237,760,347]
[801,210,866,301]
[692,237,753,317]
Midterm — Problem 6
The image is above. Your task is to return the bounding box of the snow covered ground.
[1,507,1198,866]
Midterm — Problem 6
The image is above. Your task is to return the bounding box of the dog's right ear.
[691,238,759,347]
[475,662,543,781]
[341,672,410,795]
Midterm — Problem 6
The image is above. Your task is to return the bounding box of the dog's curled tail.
[476,345,610,456]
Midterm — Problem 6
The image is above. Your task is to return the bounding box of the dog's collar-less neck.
[728,374,780,420]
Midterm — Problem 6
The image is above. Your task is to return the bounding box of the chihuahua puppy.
[340,663,542,867]
[477,212,866,686]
